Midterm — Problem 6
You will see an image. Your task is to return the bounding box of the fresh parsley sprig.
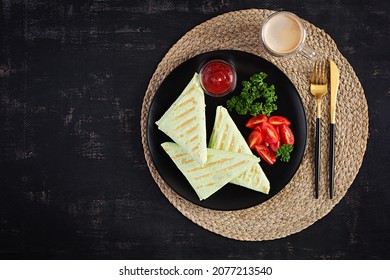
[275,144,294,162]
[226,72,277,116]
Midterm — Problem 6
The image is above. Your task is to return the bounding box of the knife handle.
[329,124,335,199]
[315,118,321,199]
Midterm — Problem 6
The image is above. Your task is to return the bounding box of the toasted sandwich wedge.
[161,142,259,200]
[208,106,270,194]
[156,73,207,166]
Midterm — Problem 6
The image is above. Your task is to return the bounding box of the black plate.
[147,50,307,210]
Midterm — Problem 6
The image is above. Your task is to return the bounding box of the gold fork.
[310,60,328,198]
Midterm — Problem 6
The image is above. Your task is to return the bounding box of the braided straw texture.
[140,9,368,241]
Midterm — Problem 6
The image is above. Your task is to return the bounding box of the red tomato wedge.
[247,130,264,149]
[254,145,276,165]
[279,124,295,145]
[245,114,268,129]
[257,122,280,144]
[268,116,291,126]
[270,140,281,152]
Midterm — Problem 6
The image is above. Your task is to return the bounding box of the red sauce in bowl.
[199,59,236,97]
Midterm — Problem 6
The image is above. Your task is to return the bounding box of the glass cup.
[199,59,237,97]
[261,11,316,60]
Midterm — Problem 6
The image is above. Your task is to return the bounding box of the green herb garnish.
[275,144,294,162]
[226,72,277,116]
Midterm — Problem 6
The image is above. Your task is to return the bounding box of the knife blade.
[330,60,339,125]
[329,59,339,199]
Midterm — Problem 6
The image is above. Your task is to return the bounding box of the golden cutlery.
[310,60,328,198]
[329,59,340,199]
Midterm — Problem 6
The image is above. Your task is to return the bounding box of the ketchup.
[200,59,236,97]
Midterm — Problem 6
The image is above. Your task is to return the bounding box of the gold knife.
[329,59,339,199]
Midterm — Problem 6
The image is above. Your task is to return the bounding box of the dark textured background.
[0,0,389,260]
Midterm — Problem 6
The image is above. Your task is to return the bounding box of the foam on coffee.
[262,13,304,54]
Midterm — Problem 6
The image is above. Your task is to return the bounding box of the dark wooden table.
[0,0,389,260]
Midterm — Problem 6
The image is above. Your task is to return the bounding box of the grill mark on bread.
[218,124,229,150]
[175,95,196,110]
[191,145,199,152]
[228,134,235,151]
[171,153,187,159]
[181,158,194,165]
[174,116,197,131]
[179,124,200,138]
[174,106,195,120]
[186,135,199,145]
[196,160,250,186]
[176,84,197,100]
[188,158,234,172]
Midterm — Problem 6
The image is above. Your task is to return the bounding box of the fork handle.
[315,117,321,199]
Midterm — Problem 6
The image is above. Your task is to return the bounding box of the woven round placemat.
[141,9,368,241]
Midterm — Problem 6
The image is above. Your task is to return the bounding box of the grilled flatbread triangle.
[161,142,259,201]
[156,73,207,166]
[208,106,270,194]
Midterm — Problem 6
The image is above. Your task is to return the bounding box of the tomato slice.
[257,122,280,144]
[268,116,291,126]
[245,114,268,129]
[254,145,276,165]
[279,124,295,145]
[247,130,264,149]
[270,140,281,152]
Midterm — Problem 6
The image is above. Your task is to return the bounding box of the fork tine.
[322,60,328,84]
[312,61,319,84]
[312,60,328,85]
[318,61,322,84]
[316,61,321,84]
[321,61,326,84]
[319,61,324,84]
